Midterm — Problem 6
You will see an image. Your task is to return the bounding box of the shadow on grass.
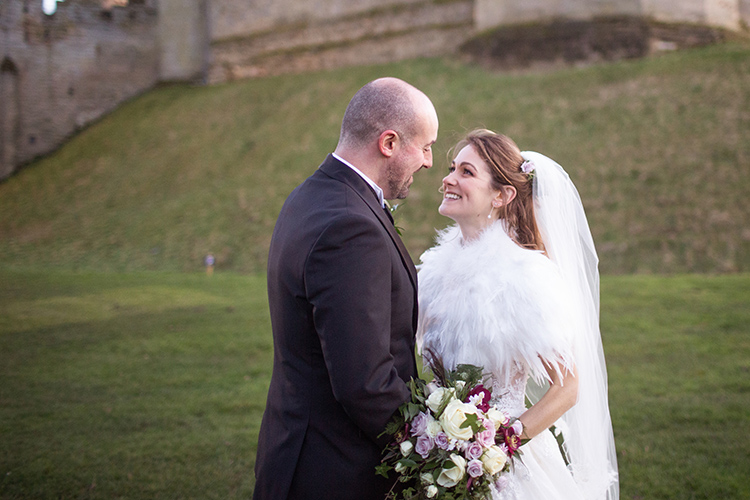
[1,270,270,499]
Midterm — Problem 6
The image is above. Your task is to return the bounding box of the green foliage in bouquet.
[377,350,522,500]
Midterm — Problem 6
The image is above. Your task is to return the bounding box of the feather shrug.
[416,222,578,388]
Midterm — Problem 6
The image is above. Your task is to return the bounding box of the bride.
[416,130,619,499]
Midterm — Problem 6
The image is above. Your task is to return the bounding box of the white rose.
[426,387,453,413]
[426,485,438,498]
[426,419,442,438]
[481,445,508,475]
[400,440,414,456]
[420,472,434,485]
[437,453,467,487]
[486,408,509,430]
[440,399,478,441]
[394,461,406,473]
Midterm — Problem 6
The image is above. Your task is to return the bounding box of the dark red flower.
[465,384,492,412]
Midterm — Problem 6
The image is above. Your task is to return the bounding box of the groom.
[253,77,438,500]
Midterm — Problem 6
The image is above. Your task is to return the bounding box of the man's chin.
[388,185,410,200]
[398,178,414,199]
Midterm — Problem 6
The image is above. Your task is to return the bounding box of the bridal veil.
[521,151,619,500]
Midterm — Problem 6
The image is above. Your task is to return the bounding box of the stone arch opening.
[1,58,21,180]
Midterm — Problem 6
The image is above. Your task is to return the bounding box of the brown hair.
[450,129,545,252]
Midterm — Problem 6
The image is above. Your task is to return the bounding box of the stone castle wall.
[0,0,160,179]
[207,0,474,82]
[209,0,429,41]
[1,0,749,180]
[474,0,747,31]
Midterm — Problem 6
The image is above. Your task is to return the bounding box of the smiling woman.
[419,129,619,499]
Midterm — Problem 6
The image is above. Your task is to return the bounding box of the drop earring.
[488,201,501,219]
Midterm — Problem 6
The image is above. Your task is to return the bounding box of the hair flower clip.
[520,160,535,174]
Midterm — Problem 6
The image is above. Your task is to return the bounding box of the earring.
[488,202,501,219]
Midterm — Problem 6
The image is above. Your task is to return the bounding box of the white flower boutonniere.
[386,201,405,235]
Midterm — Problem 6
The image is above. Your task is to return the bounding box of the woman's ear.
[378,130,399,158]
[496,185,517,206]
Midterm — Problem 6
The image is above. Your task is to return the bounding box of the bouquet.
[377,356,525,499]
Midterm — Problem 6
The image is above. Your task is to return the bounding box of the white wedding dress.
[417,222,617,499]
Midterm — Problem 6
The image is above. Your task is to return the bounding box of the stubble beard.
[392,179,410,200]
[386,162,413,200]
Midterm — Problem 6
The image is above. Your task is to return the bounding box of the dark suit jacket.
[253,155,419,500]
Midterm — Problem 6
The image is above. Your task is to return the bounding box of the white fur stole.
[416,222,577,386]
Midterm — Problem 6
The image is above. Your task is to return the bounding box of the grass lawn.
[0,269,270,499]
[1,268,748,499]
[601,274,750,499]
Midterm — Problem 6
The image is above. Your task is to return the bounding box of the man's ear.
[496,185,517,206]
[378,130,399,158]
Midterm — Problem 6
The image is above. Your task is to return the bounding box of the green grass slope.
[1,43,749,274]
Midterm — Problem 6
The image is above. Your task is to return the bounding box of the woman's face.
[439,145,501,226]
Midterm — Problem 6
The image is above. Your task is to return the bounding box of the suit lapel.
[318,155,418,290]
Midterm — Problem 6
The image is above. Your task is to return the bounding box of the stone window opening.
[1,58,21,179]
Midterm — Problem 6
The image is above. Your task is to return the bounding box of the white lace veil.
[521,151,619,500]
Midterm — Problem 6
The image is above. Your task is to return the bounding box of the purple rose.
[435,432,455,451]
[511,419,524,436]
[465,441,483,461]
[415,434,435,459]
[494,475,509,492]
[467,459,484,478]
[474,419,496,448]
[410,412,429,437]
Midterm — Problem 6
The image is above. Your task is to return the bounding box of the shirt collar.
[332,153,385,208]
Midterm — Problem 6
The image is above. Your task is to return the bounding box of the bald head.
[338,77,434,149]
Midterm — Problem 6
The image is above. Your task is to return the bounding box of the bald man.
[253,78,438,500]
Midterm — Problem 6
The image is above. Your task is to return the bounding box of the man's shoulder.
[278,178,377,237]
[290,166,373,213]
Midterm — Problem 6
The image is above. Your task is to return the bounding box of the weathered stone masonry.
[1,0,748,180]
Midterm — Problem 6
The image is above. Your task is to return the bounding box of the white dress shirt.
[332,153,386,209]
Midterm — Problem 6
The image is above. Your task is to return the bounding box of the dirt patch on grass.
[461,17,726,70]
